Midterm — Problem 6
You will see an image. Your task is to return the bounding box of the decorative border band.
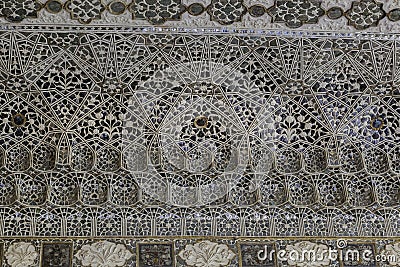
[2,24,400,40]
[1,0,400,33]
[1,237,400,266]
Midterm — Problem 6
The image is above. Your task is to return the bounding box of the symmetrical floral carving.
[0,30,398,239]
[0,0,398,32]
[0,0,41,22]
[5,242,38,267]
[345,0,386,29]
[0,0,399,265]
[129,0,183,24]
[75,241,133,267]
[268,0,325,28]
[65,0,105,24]
[207,0,246,25]
[178,241,235,267]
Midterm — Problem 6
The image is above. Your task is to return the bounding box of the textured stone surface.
[0,1,399,266]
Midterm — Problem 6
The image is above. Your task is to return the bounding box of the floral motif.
[381,243,400,266]
[0,24,400,244]
[285,241,330,267]
[75,241,133,267]
[207,0,247,25]
[65,0,105,24]
[42,243,72,267]
[268,0,325,28]
[129,0,183,24]
[345,0,385,30]
[0,0,41,22]
[138,243,173,266]
[5,242,38,267]
[178,240,235,267]
[0,0,398,31]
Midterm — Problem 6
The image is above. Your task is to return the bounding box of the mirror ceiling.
[0,0,400,266]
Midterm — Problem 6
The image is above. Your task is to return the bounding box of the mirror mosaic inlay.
[1,0,400,266]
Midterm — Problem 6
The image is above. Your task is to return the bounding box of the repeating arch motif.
[0,30,398,239]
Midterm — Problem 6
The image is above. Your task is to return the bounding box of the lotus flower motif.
[178,240,235,267]
[381,242,400,266]
[286,241,330,267]
[75,241,133,267]
[5,242,38,267]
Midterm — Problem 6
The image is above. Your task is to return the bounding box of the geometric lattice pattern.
[0,29,399,239]
[0,17,396,267]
